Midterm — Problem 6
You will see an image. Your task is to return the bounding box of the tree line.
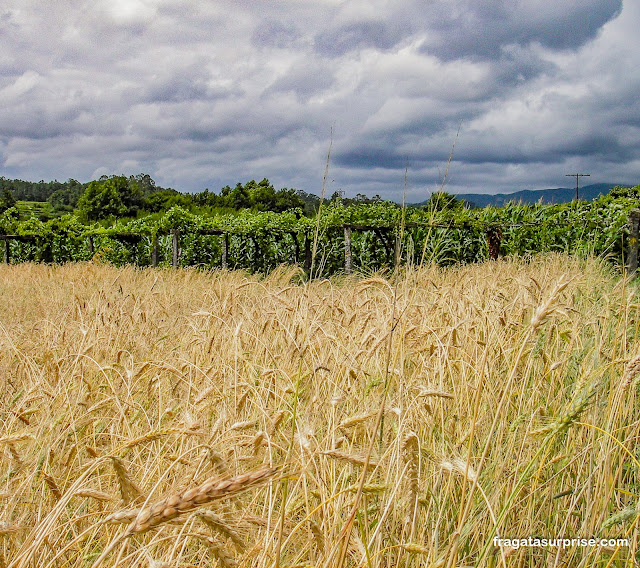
[0,174,394,221]
[3,173,636,226]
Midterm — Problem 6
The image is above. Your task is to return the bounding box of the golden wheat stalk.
[86,446,101,458]
[621,354,640,390]
[400,543,429,555]
[402,432,419,504]
[196,510,245,551]
[207,448,229,474]
[251,431,266,455]
[414,386,454,399]
[229,420,256,432]
[206,538,237,568]
[440,457,477,482]
[321,450,379,469]
[0,433,33,445]
[109,457,144,505]
[0,522,21,536]
[269,410,286,436]
[108,467,277,533]
[6,443,22,466]
[73,488,113,502]
[42,471,62,500]
[309,519,325,553]
[116,430,167,451]
[338,412,376,429]
[348,483,387,494]
[530,276,570,332]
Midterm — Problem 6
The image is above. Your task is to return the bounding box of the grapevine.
[0,192,638,275]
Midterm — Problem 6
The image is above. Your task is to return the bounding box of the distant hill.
[416,183,632,208]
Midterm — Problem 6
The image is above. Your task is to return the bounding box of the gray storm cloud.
[0,0,637,201]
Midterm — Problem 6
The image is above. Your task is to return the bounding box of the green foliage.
[77,176,143,221]
[608,185,640,200]
[0,207,19,234]
[47,179,84,212]
[0,174,184,217]
[275,187,306,212]
[15,201,56,220]
[130,173,158,195]
[3,174,311,218]
[2,184,640,274]
[0,187,16,213]
[245,179,276,211]
[294,189,321,215]
[421,191,464,212]
[143,190,191,213]
[191,179,306,214]
[0,177,72,202]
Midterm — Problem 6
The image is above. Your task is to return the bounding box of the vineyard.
[1,189,639,276]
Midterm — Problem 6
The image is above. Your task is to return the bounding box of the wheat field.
[0,255,639,567]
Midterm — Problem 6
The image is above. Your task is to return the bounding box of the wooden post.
[3,237,9,264]
[252,237,260,272]
[344,225,352,275]
[87,236,94,256]
[291,232,300,264]
[487,226,502,261]
[373,228,387,265]
[221,233,228,269]
[132,238,139,265]
[304,235,312,272]
[628,209,640,277]
[151,233,159,267]
[171,229,180,268]
[41,237,53,263]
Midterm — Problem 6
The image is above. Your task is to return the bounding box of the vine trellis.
[2,210,640,277]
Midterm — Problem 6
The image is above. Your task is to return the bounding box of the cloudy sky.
[1,0,638,201]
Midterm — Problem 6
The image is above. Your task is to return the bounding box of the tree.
[47,179,84,212]
[274,187,305,212]
[0,186,16,214]
[131,173,157,195]
[229,182,251,209]
[423,191,463,212]
[192,188,211,207]
[144,190,190,213]
[77,176,143,220]
[246,179,277,211]
[294,189,321,215]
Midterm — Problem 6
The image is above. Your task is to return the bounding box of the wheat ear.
[601,508,640,531]
[196,510,245,551]
[116,467,277,533]
[110,457,144,505]
[621,354,640,390]
[321,450,379,469]
[530,277,570,332]
[531,381,599,436]
[42,471,62,500]
[402,432,419,506]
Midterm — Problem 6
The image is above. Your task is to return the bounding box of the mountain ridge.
[414,183,631,208]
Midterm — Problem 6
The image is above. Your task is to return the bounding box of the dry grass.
[0,255,639,567]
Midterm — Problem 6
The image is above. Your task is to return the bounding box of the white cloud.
[102,0,159,25]
[0,70,40,101]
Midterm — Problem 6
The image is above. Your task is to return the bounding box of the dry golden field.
[1,255,639,567]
